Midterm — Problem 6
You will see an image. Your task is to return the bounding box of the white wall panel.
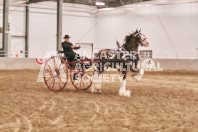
[29,7,57,58]
[62,14,96,48]
[0,5,3,50]
[9,6,25,36]
[62,2,96,50]
[2,1,198,59]
[28,2,96,58]
[0,5,25,56]
[96,3,198,58]
[0,5,3,27]
[9,6,25,57]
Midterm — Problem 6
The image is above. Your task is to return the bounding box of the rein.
[115,42,133,60]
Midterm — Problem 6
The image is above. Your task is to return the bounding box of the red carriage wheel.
[43,56,68,92]
[70,67,93,90]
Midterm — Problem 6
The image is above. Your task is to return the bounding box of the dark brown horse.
[91,29,149,97]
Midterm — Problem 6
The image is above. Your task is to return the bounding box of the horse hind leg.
[119,71,131,97]
[91,71,102,93]
[91,80,102,93]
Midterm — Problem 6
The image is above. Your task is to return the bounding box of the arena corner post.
[57,0,63,51]
[1,0,9,57]
[25,2,30,57]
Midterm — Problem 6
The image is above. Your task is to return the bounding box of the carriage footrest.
[73,73,78,80]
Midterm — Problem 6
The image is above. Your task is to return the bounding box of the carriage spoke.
[50,58,56,70]
[48,77,54,88]
[59,69,67,75]
[70,69,93,90]
[83,80,89,87]
[58,64,67,74]
[52,57,56,68]
[62,65,67,69]
[76,82,80,87]
[53,81,56,91]
[46,76,53,82]
[73,79,80,87]
[58,81,62,89]
[46,65,52,72]
[84,76,90,83]
[55,82,58,91]
[59,75,67,80]
[59,73,67,78]
[51,78,55,90]
[80,77,82,88]
[58,75,64,84]
[52,81,56,90]
[45,71,53,77]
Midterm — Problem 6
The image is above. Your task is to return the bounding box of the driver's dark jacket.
[61,41,80,53]
[61,41,80,61]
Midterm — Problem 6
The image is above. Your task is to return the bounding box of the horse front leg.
[131,60,144,81]
[91,64,102,93]
[132,68,144,81]
[119,71,131,97]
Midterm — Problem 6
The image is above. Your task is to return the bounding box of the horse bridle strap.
[136,33,147,46]
[140,37,147,46]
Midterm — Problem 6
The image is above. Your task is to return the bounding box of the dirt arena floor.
[0,70,198,132]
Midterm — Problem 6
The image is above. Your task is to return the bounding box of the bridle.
[134,32,147,46]
[114,32,147,60]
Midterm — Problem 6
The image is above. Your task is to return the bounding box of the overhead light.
[95,2,105,6]
[16,0,28,4]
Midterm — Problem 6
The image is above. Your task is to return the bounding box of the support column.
[1,0,9,57]
[57,0,63,51]
[25,5,29,57]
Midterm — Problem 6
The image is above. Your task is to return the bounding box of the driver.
[61,35,81,62]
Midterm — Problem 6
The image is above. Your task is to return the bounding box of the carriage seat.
[58,51,68,60]
[58,51,64,54]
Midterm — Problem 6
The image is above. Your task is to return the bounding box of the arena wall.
[96,2,198,58]
[1,1,198,59]
[0,58,197,71]
[0,2,96,58]
[29,2,96,58]
[153,59,198,71]
[0,58,39,70]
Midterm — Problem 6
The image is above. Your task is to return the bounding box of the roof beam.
[29,0,51,3]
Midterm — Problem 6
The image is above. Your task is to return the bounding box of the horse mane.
[123,29,140,49]
[125,30,139,44]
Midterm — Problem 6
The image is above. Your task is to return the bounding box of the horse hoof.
[125,90,131,97]
[132,75,141,82]
[119,90,131,97]
[91,88,102,94]
[98,89,102,94]
[91,87,95,93]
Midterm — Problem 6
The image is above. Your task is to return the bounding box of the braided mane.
[123,29,142,50]
[124,30,139,45]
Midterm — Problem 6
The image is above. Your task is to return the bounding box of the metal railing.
[0,51,198,59]
[152,53,198,59]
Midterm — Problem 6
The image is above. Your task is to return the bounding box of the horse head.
[123,29,149,52]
